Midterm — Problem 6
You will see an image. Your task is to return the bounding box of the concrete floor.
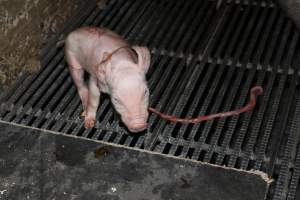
[0,121,269,200]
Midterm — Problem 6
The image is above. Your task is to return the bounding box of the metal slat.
[113,0,153,37]
[252,7,278,65]
[147,1,187,50]
[167,62,226,156]
[193,67,255,162]
[165,63,215,155]
[185,1,230,58]
[178,3,248,158]
[1,2,300,200]
[30,78,73,128]
[40,87,76,130]
[261,13,285,68]
[149,3,230,151]
[204,68,263,163]
[210,2,270,165]
[158,0,200,53]
[272,23,293,72]
[281,29,299,74]
[240,6,270,64]
[15,66,68,124]
[144,57,188,148]
[204,4,266,162]
[287,145,300,200]
[22,69,70,125]
[225,69,262,167]
[254,75,286,170]
[210,3,251,61]
[267,34,299,171]
[188,2,261,161]
[3,53,65,122]
[100,0,138,31]
[89,0,119,27]
[175,0,214,56]
[239,72,273,169]
[172,6,215,58]
[128,1,178,54]
[138,1,178,48]
[273,79,300,200]
[3,52,63,107]
[145,58,192,150]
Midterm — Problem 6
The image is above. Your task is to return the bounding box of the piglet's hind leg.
[66,55,89,117]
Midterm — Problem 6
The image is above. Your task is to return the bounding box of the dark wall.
[277,0,300,29]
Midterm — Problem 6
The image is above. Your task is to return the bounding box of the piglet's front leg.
[66,55,89,117]
[84,76,101,128]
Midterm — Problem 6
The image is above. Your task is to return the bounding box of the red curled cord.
[148,86,263,124]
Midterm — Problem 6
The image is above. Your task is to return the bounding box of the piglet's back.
[64,27,128,71]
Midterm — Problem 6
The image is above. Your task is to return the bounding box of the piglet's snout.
[127,117,148,132]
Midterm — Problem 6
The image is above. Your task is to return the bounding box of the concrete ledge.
[0,121,271,200]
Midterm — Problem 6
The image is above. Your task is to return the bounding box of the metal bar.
[252,7,279,65]
[273,79,300,200]
[287,145,300,200]
[239,72,274,169]
[167,62,223,156]
[21,69,70,125]
[272,22,293,72]
[261,12,285,67]
[179,2,249,158]
[30,77,73,128]
[254,75,286,170]
[158,0,200,53]
[174,0,213,56]
[127,0,170,46]
[147,0,187,50]
[3,53,65,122]
[145,58,191,150]
[210,2,270,165]
[148,3,231,151]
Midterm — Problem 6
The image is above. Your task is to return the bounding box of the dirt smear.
[0,0,86,91]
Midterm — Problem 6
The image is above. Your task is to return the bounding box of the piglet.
[64,27,151,132]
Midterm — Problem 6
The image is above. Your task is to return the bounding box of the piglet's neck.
[109,47,138,66]
[112,59,140,73]
[107,61,142,86]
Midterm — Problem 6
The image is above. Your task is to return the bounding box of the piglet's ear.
[132,46,151,73]
[103,52,110,61]
[97,52,112,79]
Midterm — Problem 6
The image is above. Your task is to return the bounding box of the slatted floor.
[0,0,300,199]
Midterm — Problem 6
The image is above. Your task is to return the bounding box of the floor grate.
[0,0,300,199]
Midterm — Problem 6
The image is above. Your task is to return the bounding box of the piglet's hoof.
[84,117,95,128]
[81,111,86,117]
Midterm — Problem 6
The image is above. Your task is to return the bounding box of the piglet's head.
[100,46,151,133]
